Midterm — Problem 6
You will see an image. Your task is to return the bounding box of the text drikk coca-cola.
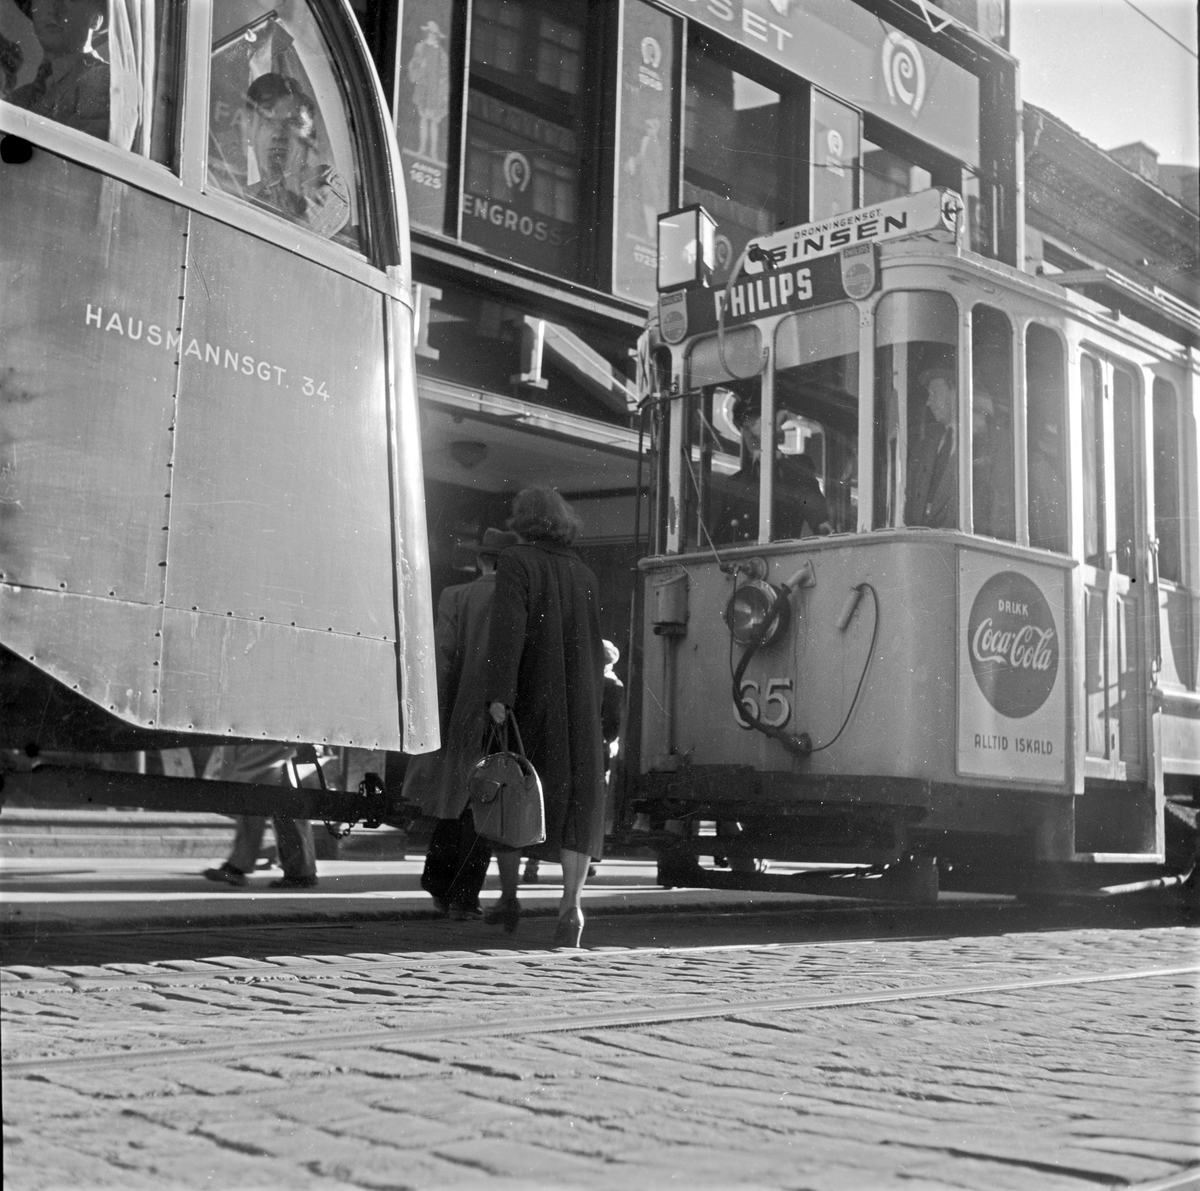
[967,572,1059,719]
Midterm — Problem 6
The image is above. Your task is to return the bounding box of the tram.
[627,191,1199,900]
[0,0,438,820]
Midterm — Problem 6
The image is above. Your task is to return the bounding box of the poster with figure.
[613,0,676,305]
[396,0,453,232]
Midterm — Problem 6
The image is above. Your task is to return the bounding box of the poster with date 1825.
[957,552,1068,785]
[394,0,453,233]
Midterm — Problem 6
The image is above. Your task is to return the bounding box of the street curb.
[0,892,934,939]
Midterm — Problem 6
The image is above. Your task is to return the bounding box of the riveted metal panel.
[0,585,160,726]
[156,608,401,750]
[0,152,182,604]
[165,214,395,639]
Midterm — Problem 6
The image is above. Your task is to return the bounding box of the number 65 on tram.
[628,192,1199,900]
[0,0,438,818]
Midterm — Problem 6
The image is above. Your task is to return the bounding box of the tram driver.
[7,0,109,141]
[906,364,959,529]
[242,72,350,240]
[713,396,832,544]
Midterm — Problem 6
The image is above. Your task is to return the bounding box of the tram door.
[1080,354,1147,782]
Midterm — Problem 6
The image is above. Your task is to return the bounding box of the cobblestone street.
[4,917,1197,1190]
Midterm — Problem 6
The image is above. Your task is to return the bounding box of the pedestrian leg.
[227,817,268,872]
[447,808,491,914]
[422,818,463,911]
[272,818,317,886]
[554,848,589,946]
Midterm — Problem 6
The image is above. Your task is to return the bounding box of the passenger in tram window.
[9,0,109,141]
[972,388,1015,539]
[1029,417,1068,553]
[906,365,959,529]
[244,72,349,239]
[713,399,833,543]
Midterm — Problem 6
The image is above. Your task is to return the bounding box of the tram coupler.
[0,765,392,825]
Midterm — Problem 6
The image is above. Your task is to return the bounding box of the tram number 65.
[734,678,793,730]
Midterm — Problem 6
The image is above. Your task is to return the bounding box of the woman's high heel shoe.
[483,895,520,934]
[553,907,584,948]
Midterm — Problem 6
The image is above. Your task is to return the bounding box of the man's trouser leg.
[228,817,268,872]
[447,809,491,907]
[274,818,316,879]
[422,818,463,901]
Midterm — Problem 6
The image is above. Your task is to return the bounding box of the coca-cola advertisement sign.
[967,571,1058,718]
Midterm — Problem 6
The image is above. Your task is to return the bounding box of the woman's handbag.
[467,712,546,849]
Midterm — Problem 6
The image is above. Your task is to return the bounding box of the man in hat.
[713,397,832,544]
[404,527,519,918]
[906,365,959,529]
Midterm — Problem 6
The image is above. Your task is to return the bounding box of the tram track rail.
[7,963,1196,1077]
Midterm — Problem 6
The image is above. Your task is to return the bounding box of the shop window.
[971,306,1014,542]
[683,35,797,283]
[1025,324,1067,554]
[1153,378,1182,584]
[207,0,366,252]
[872,291,959,530]
[1081,354,1106,567]
[810,89,859,221]
[860,137,930,206]
[3,0,179,161]
[461,0,589,281]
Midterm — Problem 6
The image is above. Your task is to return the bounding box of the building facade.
[346,0,1019,649]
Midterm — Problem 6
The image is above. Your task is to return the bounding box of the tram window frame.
[204,0,375,258]
[1,0,181,165]
[872,290,961,531]
[1080,353,1107,568]
[969,305,1015,542]
[1152,377,1183,585]
[1024,322,1069,555]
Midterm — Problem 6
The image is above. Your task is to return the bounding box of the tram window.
[1112,367,1139,578]
[971,306,1014,542]
[207,0,364,251]
[1081,354,1106,567]
[1025,323,1068,554]
[872,291,959,530]
[2,0,178,161]
[1153,379,1182,584]
[772,303,859,537]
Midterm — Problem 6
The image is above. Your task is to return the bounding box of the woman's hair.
[509,488,582,546]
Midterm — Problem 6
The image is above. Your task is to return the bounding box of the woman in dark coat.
[484,488,606,946]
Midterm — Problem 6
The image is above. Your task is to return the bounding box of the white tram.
[629,192,1199,899]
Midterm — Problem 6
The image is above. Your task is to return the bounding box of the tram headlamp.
[657,204,716,292]
[725,579,791,647]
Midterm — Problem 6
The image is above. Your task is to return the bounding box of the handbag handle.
[484,708,527,760]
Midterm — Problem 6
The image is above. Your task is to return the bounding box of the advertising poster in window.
[957,552,1068,785]
[461,90,579,278]
[613,0,675,305]
[395,0,453,232]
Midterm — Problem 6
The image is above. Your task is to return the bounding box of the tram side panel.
[162,214,401,748]
[1,154,184,731]
[640,536,1076,843]
[0,152,412,751]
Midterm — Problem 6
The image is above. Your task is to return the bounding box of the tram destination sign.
[743,188,963,274]
[658,189,961,344]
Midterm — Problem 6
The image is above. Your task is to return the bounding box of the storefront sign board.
[656,0,980,167]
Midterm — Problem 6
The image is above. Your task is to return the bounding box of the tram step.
[0,810,407,860]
